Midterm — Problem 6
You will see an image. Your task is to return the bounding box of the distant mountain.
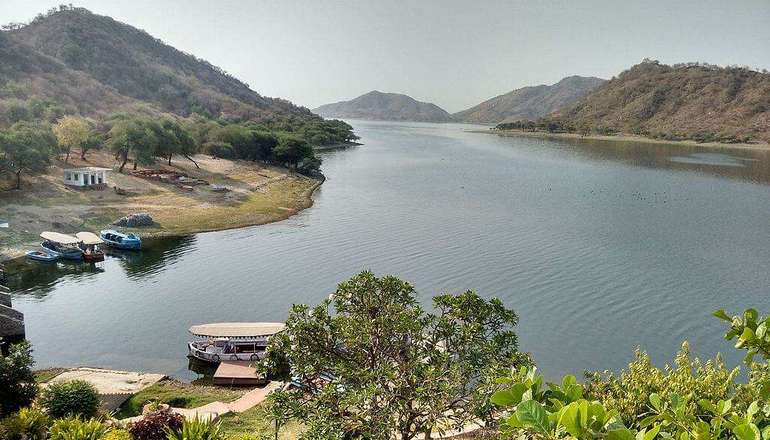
[454,76,605,124]
[1,7,318,122]
[547,61,770,143]
[314,91,454,122]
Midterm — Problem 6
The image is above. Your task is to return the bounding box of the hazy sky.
[2,0,769,112]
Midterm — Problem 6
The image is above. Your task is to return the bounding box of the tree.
[0,341,38,417]
[107,116,158,173]
[272,134,313,168]
[262,271,528,439]
[0,122,57,189]
[52,116,93,162]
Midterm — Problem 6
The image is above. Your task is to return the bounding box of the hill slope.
[549,61,770,142]
[313,91,454,122]
[454,76,605,124]
[1,7,319,123]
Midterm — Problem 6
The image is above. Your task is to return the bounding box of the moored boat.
[187,322,285,363]
[25,250,59,262]
[75,232,105,262]
[99,230,142,250]
[40,232,83,260]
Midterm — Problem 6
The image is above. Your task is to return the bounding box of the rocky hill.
[313,91,454,122]
[547,61,770,143]
[454,76,605,124]
[0,7,319,124]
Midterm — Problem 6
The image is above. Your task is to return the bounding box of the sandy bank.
[473,128,770,152]
[0,151,322,261]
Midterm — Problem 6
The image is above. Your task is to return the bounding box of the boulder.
[113,213,154,227]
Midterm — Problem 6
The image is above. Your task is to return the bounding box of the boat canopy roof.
[75,232,103,245]
[40,231,80,245]
[189,322,286,339]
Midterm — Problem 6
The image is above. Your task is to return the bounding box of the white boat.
[187,322,285,363]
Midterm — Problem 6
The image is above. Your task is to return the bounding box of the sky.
[2,0,769,113]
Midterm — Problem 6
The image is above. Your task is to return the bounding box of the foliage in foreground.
[1,407,50,440]
[261,271,530,440]
[41,379,101,419]
[0,341,38,417]
[48,416,110,440]
[492,308,770,440]
[128,410,183,440]
[164,416,223,440]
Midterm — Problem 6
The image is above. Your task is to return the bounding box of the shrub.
[0,341,38,417]
[128,410,183,440]
[164,416,223,440]
[102,428,132,440]
[48,417,109,440]
[203,141,234,159]
[584,341,738,423]
[41,380,101,419]
[1,407,50,440]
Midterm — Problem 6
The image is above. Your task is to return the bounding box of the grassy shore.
[477,128,770,151]
[0,151,321,261]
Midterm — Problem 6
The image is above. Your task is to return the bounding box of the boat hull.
[41,242,83,260]
[99,231,141,250]
[26,251,58,262]
[187,342,267,364]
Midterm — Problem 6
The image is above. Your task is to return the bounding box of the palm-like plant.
[164,416,223,440]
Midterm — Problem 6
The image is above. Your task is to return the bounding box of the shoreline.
[0,154,326,263]
[474,128,770,152]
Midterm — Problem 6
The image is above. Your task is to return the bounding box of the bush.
[48,417,109,440]
[203,141,234,159]
[41,380,101,419]
[0,341,38,417]
[128,410,183,440]
[102,428,132,440]
[165,416,223,440]
[1,407,50,440]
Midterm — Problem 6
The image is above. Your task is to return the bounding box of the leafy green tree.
[0,341,38,417]
[107,115,159,172]
[52,115,94,161]
[262,271,528,439]
[272,134,313,168]
[0,122,57,189]
[40,380,100,419]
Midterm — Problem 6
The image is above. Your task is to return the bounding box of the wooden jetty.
[213,361,266,387]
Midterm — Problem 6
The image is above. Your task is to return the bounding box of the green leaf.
[733,423,761,440]
[558,402,581,437]
[607,428,636,440]
[745,309,759,325]
[644,424,661,440]
[490,383,527,407]
[713,309,732,321]
[740,327,756,343]
[640,415,659,428]
[516,399,552,435]
[650,393,663,411]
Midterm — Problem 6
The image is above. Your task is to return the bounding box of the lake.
[8,120,770,381]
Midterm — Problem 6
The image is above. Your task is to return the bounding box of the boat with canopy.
[40,232,83,260]
[75,232,105,262]
[187,322,285,363]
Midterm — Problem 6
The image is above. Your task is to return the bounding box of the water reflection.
[542,136,770,184]
[7,235,196,298]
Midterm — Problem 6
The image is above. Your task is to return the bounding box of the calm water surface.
[8,121,770,380]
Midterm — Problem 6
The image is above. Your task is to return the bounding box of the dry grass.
[0,150,320,259]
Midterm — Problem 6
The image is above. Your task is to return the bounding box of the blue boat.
[26,250,59,263]
[100,230,142,250]
[40,232,84,261]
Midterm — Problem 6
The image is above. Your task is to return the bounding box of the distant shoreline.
[473,128,770,152]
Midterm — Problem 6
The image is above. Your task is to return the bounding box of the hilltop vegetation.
[454,76,605,124]
[498,60,770,144]
[313,90,455,123]
[0,6,358,187]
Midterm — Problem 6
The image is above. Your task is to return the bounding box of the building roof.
[64,167,111,172]
[189,322,286,338]
[40,231,80,244]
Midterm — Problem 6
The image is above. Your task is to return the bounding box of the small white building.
[63,167,110,189]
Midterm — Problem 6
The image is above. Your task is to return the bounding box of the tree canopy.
[262,271,529,439]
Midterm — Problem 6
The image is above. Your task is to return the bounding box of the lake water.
[7,120,770,381]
